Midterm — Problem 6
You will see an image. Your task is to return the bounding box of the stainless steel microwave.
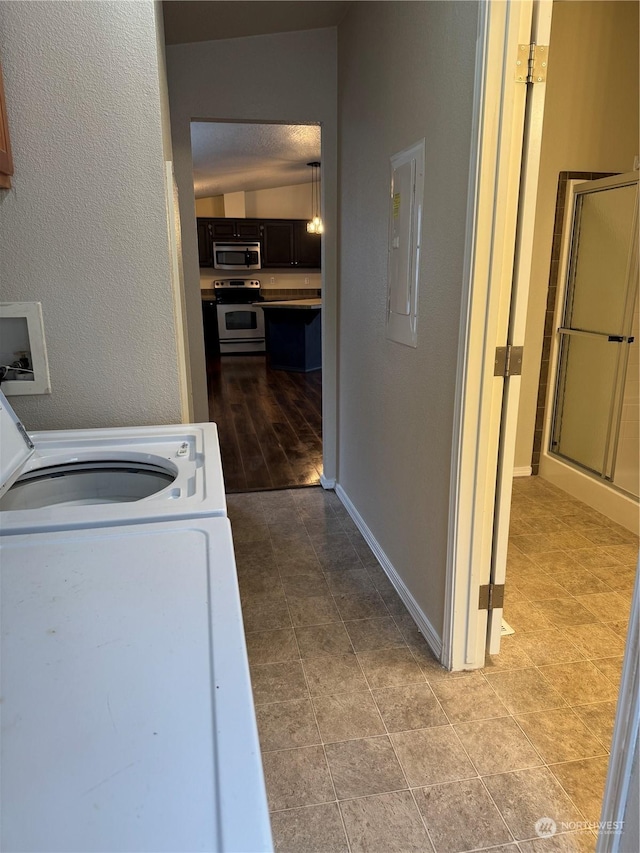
[213,242,261,271]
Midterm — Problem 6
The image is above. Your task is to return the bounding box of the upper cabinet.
[0,60,14,189]
[211,219,261,241]
[197,217,321,269]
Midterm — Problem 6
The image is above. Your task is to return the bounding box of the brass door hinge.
[494,345,523,378]
[516,43,549,83]
[478,583,505,611]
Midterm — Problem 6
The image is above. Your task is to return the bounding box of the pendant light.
[306,161,324,234]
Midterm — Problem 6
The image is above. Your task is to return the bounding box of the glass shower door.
[550,174,638,493]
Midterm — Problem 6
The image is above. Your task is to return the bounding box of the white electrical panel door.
[386,139,425,347]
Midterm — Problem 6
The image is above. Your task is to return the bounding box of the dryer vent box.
[0,302,51,395]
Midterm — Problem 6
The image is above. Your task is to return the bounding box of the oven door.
[216,304,265,353]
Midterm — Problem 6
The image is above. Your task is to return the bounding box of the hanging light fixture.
[306,161,324,234]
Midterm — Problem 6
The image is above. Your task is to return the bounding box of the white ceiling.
[162,1,351,45]
[191,122,321,197]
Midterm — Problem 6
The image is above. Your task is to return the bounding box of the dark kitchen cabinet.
[261,220,321,269]
[197,219,213,267]
[262,221,295,267]
[211,219,261,240]
[197,217,321,269]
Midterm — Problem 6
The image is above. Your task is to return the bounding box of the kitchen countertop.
[259,299,322,309]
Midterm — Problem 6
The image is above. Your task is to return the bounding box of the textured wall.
[166,28,337,449]
[514,1,639,469]
[0,1,182,430]
[338,1,479,636]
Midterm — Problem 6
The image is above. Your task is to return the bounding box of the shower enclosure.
[541,172,639,526]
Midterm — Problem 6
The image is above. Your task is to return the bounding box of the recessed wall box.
[0,302,51,395]
[386,139,425,348]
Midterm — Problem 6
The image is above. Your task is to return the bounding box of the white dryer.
[0,390,226,534]
[0,517,273,853]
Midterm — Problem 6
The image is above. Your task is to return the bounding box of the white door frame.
[443,0,552,671]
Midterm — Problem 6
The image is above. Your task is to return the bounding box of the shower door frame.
[539,172,639,531]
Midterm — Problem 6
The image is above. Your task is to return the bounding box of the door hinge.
[479,583,505,611]
[516,43,549,83]
[494,345,523,378]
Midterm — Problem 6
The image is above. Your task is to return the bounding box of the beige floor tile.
[282,575,331,599]
[602,544,639,564]
[339,790,434,853]
[372,682,447,732]
[510,630,584,666]
[357,647,426,689]
[591,656,623,688]
[276,553,325,579]
[393,612,431,646]
[344,616,405,651]
[262,745,335,811]
[312,691,385,743]
[414,778,513,853]
[515,577,573,601]
[550,756,609,822]
[325,568,376,596]
[580,526,637,546]
[409,639,481,680]
[483,766,583,841]
[333,591,390,621]
[587,564,637,590]
[390,726,476,786]
[287,594,342,627]
[312,534,363,572]
[504,600,556,633]
[573,702,616,748]
[242,599,292,633]
[302,654,368,696]
[256,699,321,752]
[553,568,612,596]
[484,636,535,671]
[575,591,631,623]
[246,628,299,666]
[538,660,619,706]
[562,624,626,659]
[527,551,584,572]
[486,667,566,714]
[325,736,407,799]
[431,675,509,722]
[251,660,309,705]
[238,570,284,597]
[514,708,609,764]
[294,623,354,658]
[454,717,543,774]
[533,598,599,628]
[605,619,629,638]
[270,802,349,853]
[570,547,625,569]
[518,830,597,852]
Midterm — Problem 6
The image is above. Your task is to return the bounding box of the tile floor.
[228,478,638,853]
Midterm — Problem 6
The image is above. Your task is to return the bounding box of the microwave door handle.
[245,249,250,267]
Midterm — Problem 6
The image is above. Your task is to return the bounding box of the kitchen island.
[260,300,321,372]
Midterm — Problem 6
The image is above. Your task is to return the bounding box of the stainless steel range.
[214,279,265,354]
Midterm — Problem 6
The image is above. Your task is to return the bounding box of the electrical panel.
[386,139,425,347]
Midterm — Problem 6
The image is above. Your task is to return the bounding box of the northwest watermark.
[535,818,624,838]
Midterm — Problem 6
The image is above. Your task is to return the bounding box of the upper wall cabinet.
[197,218,321,269]
[0,60,14,189]
[261,220,321,269]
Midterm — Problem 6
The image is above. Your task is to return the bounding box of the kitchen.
[193,121,324,491]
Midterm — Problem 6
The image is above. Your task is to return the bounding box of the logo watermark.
[534,818,557,838]
[535,818,624,838]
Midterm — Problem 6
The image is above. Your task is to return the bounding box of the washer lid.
[0,390,35,498]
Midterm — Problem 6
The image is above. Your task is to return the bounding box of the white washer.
[0,517,272,853]
[0,390,226,534]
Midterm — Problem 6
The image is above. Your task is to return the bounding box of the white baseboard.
[334,483,443,661]
[320,475,336,490]
[513,466,532,478]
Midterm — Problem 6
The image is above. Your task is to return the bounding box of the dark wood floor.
[206,355,323,493]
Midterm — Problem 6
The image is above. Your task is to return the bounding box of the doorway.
[192,120,325,491]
